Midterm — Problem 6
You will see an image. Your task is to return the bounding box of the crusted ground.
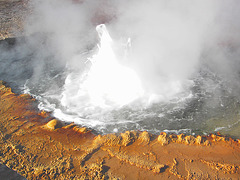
[0,0,29,40]
[0,81,240,179]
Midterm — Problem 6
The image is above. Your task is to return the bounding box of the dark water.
[0,37,240,138]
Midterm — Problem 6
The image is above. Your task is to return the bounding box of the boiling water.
[1,27,240,138]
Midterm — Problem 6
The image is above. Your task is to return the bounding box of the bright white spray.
[60,24,143,116]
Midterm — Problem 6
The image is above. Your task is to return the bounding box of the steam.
[22,0,239,98]
[109,1,218,95]
[24,0,96,67]
[17,1,238,107]
[202,0,240,95]
[61,24,143,112]
[0,0,240,133]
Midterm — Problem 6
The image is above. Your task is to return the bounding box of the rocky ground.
[0,80,240,179]
[0,0,29,40]
[0,1,29,179]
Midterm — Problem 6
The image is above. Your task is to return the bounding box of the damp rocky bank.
[0,81,240,179]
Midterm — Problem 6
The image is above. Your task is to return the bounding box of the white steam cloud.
[110,0,218,93]
[22,0,240,104]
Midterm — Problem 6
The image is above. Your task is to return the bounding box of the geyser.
[1,0,240,137]
[61,24,143,111]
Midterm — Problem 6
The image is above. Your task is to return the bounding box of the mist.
[108,0,235,96]
[1,0,240,134]
[20,0,239,100]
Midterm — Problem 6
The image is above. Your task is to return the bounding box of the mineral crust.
[0,81,240,179]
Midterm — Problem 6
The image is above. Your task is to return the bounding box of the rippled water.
[1,37,240,138]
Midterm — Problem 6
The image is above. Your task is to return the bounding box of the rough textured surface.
[0,0,29,40]
[0,81,240,179]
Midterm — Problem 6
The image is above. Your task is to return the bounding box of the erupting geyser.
[2,0,239,136]
[58,24,143,118]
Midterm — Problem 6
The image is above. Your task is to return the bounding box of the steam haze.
[110,0,216,93]
[22,0,240,99]
[1,0,240,134]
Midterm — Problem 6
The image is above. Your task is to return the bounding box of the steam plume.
[22,0,240,101]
